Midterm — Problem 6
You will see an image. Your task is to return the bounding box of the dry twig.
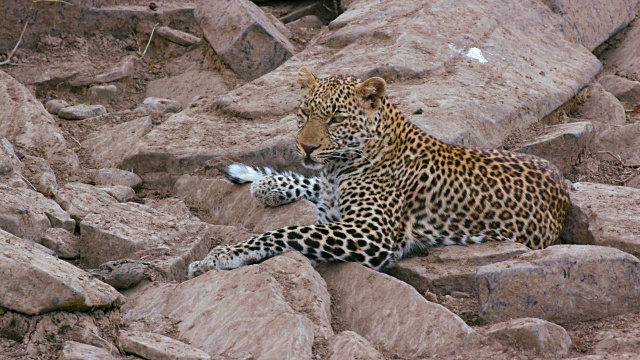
[0,20,29,66]
[16,172,38,192]
[597,151,640,168]
[139,23,160,59]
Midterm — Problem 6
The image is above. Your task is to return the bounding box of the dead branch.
[0,20,29,66]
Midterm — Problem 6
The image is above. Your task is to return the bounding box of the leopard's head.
[295,67,387,169]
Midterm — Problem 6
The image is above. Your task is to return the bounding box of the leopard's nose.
[301,143,319,157]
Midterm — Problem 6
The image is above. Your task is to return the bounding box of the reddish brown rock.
[561,182,640,257]
[40,228,80,259]
[55,182,118,222]
[476,245,640,323]
[576,82,627,130]
[327,331,384,360]
[486,318,571,356]
[94,168,143,190]
[119,330,210,360]
[83,116,153,169]
[598,74,640,103]
[60,341,120,360]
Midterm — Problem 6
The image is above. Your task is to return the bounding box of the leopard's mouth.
[302,157,325,170]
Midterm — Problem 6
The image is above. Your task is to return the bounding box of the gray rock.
[60,341,120,360]
[0,183,75,241]
[599,74,640,103]
[87,84,118,101]
[122,252,332,359]
[561,182,640,257]
[0,229,123,315]
[593,122,640,165]
[594,329,640,355]
[58,104,107,120]
[90,260,150,290]
[576,82,627,130]
[55,182,118,222]
[21,155,58,196]
[136,97,182,115]
[69,55,137,86]
[94,168,143,190]
[318,262,475,358]
[40,227,80,259]
[476,245,640,323]
[146,70,229,107]
[486,318,571,356]
[79,202,212,279]
[288,15,324,29]
[598,11,640,81]
[0,70,79,174]
[44,99,69,115]
[119,330,210,360]
[83,116,153,169]
[95,185,136,202]
[386,242,530,295]
[512,121,594,174]
[327,331,384,360]
[195,0,295,80]
[156,26,202,46]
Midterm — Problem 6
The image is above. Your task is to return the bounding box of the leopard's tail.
[225,163,296,184]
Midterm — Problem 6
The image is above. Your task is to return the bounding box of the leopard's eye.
[328,115,346,125]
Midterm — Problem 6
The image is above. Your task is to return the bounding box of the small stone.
[21,155,58,196]
[40,227,80,259]
[288,15,324,29]
[94,168,143,190]
[487,318,571,356]
[87,84,118,101]
[119,330,211,359]
[598,74,640,103]
[424,291,438,302]
[58,104,107,120]
[90,260,151,290]
[156,26,202,46]
[327,331,384,360]
[96,185,136,202]
[44,99,69,115]
[136,97,182,115]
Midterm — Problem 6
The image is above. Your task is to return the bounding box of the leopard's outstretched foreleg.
[225,163,322,206]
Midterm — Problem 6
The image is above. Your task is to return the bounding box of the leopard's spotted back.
[188,68,570,277]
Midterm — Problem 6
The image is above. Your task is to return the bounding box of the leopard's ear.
[355,77,386,108]
[297,67,317,89]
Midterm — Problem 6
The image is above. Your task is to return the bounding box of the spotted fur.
[188,68,570,278]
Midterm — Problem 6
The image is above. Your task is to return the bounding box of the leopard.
[187,67,570,278]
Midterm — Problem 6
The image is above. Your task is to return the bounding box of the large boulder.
[0,229,123,315]
[0,71,78,174]
[82,116,153,169]
[318,262,476,358]
[561,182,640,257]
[122,252,332,359]
[476,245,640,323]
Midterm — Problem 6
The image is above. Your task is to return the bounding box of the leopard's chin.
[302,158,325,170]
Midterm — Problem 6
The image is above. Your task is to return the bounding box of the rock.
[627,174,640,189]
[0,184,75,241]
[567,355,639,360]
[0,228,123,315]
[87,84,118,101]
[594,329,640,355]
[195,0,295,80]
[327,331,384,360]
[55,182,118,222]
[69,55,137,86]
[173,175,317,232]
[60,341,120,360]
[40,227,80,259]
[318,262,475,358]
[146,70,229,107]
[136,97,182,115]
[288,15,324,29]
[21,155,58,196]
[543,0,636,51]
[593,122,640,165]
[476,245,640,323]
[58,104,107,120]
[83,116,153,168]
[90,260,151,290]
[512,121,594,174]
[600,18,640,81]
[598,74,640,103]
[122,252,332,359]
[576,82,627,130]
[0,137,27,188]
[94,168,143,190]
[44,99,69,115]
[385,242,529,295]
[0,70,79,174]
[96,185,136,202]
[486,318,571,356]
[21,237,58,257]
[79,202,213,279]
[10,63,88,86]
[156,26,202,46]
[119,330,210,360]
[560,182,640,257]
[144,198,194,219]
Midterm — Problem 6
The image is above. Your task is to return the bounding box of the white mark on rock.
[448,44,488,63]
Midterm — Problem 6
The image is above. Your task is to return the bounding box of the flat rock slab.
[600,17,640,81]
[0,184,75,241]
[0,229,123,315]
[486,317,571,356]
[561,182,640,257]
[119,330,210,360]
[87,84,118,101]
[598,74,640,103]
[122,252,331,359]
[156,26,201,46]
[58,104,107,120]
[83,116,153,169]
[195,0,295,80]
[60,341,120,360]
[0,70,79,174]
[172,175,317,232]
[94,168,143,190]
[80,202,214,280]
[318,262,475,358]
[327,331,384,360]
[146,70,229,107]
[513,121,594,174]
[41,227,80,259]
[55,182,118,222]
[476,245,640,323]
[385,242,530,295]
[21,155,58,197]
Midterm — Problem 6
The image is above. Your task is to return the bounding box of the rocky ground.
[1,0,640,359]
